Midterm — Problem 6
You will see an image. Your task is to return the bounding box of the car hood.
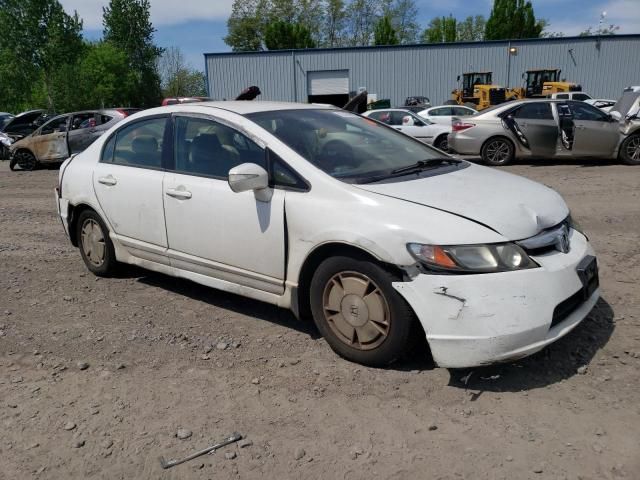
[1,110,45,133]
[354,163,568,240]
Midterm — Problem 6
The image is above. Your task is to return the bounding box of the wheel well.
[434,133,448,145]
[14,148,35,157]
[67,204,97,247]
[295,242,404,320]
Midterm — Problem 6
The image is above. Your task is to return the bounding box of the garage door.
[307,70,349,95]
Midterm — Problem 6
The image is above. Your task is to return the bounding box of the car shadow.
[459,155,620,168]
[126,267,322,339]
[445,297,615,394]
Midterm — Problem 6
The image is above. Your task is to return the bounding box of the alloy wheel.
[81,219,106,267]
[626,136,640,161]
[485,140,511,164]
[322,271,391,351]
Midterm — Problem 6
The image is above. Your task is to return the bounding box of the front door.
[68,112,98,154]
[163,114,286,294]
[92,116,169,263]
[509,102,558,157]
[32,116,70,161]
[568,102,620,157]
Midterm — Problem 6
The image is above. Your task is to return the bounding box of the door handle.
[98,175,117,186]
[166,188,192,200]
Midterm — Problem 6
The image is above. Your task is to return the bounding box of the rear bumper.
[392,230,599,368]
[448,134,481,155]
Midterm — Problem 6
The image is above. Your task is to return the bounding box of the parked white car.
[584,98,616,112]
[56,101,599,368]
[417,105,477,125]
[550,92,592,101]
[362,108,451,151]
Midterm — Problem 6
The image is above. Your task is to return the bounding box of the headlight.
[407,242,538,273]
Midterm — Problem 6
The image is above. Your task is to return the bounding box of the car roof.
[155,101,338,115]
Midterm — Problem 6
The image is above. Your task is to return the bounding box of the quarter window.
[109,117,166,168]
[173,116,265,178]
[513,103,554,120]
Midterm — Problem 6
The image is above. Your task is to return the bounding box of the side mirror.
[228,163,272,202]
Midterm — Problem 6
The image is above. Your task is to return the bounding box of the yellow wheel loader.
[446,72,508,111]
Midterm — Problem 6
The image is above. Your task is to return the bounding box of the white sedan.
[56,101,599,368]
[418,105,477,125]
[362,109,452,151]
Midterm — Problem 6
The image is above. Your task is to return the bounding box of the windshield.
[247,109,449,183]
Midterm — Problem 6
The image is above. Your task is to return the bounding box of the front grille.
[551,288,584,329]
[489,88,506,105]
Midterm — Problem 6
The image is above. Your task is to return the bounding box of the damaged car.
[56,101,599,368]
[0,109,51,160]
[448,99,638,165]
[10,109,138,170]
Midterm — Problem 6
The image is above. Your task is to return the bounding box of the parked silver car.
[448,99,639,165]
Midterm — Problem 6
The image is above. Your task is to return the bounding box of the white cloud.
[60,0,233,30]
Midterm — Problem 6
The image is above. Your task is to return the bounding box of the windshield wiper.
[390,158,460,175]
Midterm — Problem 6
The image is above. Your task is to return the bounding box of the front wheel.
[619,134,640,165]
[434,134,449,152]
[310,256,415,367]
[13,150,38,171]
[76,210,118,276]
[481,137,514,166]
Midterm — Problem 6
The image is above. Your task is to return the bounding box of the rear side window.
[513,103,554,120]
[454,107,475,116]
[430,107,452,116]
[100,115,114,125]
[572,93,591,101]
[568,102,609,121]
[101,135,115,163]
[108,117,166,168]
[555,94,569,99]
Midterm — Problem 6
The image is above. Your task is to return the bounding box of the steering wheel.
[318,140,356,172]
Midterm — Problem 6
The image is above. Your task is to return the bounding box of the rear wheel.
[434,134,449,152]
[76,210,118,276]
[481,137,514,166]
[14,150,38,171]
[619,134,640,165]
[310,255,415,367]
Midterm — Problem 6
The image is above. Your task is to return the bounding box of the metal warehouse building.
[205,34,640,107]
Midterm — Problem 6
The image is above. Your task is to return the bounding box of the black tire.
[434,134,449,152]
[619,134,640,165]
[76,210,118,276]
[481,137,515,166]
[13,150,38,171]
[309,255,415,367]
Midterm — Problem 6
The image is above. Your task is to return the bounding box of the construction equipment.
[447,72,507,111]
[509,69,582,99]
[158,432,242,469]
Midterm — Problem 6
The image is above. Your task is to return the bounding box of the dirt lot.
[0,159,639,480]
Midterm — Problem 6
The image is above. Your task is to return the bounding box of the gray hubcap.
[81,219,105,267]
[486,140,510,163]
[322,271,390,350]
[626,137,640,161]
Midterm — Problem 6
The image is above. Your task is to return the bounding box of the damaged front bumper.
[392,230,599,368]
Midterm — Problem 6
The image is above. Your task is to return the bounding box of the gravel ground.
[0,159,639,480]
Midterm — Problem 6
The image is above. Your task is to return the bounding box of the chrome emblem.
[555,225,570,254]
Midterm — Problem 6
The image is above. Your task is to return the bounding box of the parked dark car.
[9,109,138,170]
[0,112,14,129]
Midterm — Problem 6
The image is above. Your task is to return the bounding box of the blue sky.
[60,0,640,71]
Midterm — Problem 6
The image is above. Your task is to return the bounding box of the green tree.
[456,15,486,41]
[345,0,379,46]
[224,0,266,51]
[373,15,399,45]
[579,24,620,36]
[322,0,347,47]
[103,0,163,107]
[264,21,316,49]
[381,0,419,44]
[0,0,83,112]
[157,46,207,97]
[421,15,457,43]
[485,0,543,40]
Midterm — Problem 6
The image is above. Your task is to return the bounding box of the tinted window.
[555,94,569,99]
[572,93,591,101]
[101,135,115,163]
[100,115,114,125]
[513,103,554,120]
[110,117,166,168]
[568,102,609,121]
[173,116,265,178]
[430,107,452,116]
[71,113,95,130]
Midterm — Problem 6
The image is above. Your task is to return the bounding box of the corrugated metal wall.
[205,35,640,106]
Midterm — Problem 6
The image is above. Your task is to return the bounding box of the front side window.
[110,117,166,168]
[71,113,95,130]
[41,116,69,135]
[173,116,265,178]
[568,102,609,121]
[248,109,452,184]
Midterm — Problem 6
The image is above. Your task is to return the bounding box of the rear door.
[509,102,558,157]
[68,112,98,154]
[92,116,169,262]
[568,101,620,157]
[425,107,453,124]
[32,116,70,161]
